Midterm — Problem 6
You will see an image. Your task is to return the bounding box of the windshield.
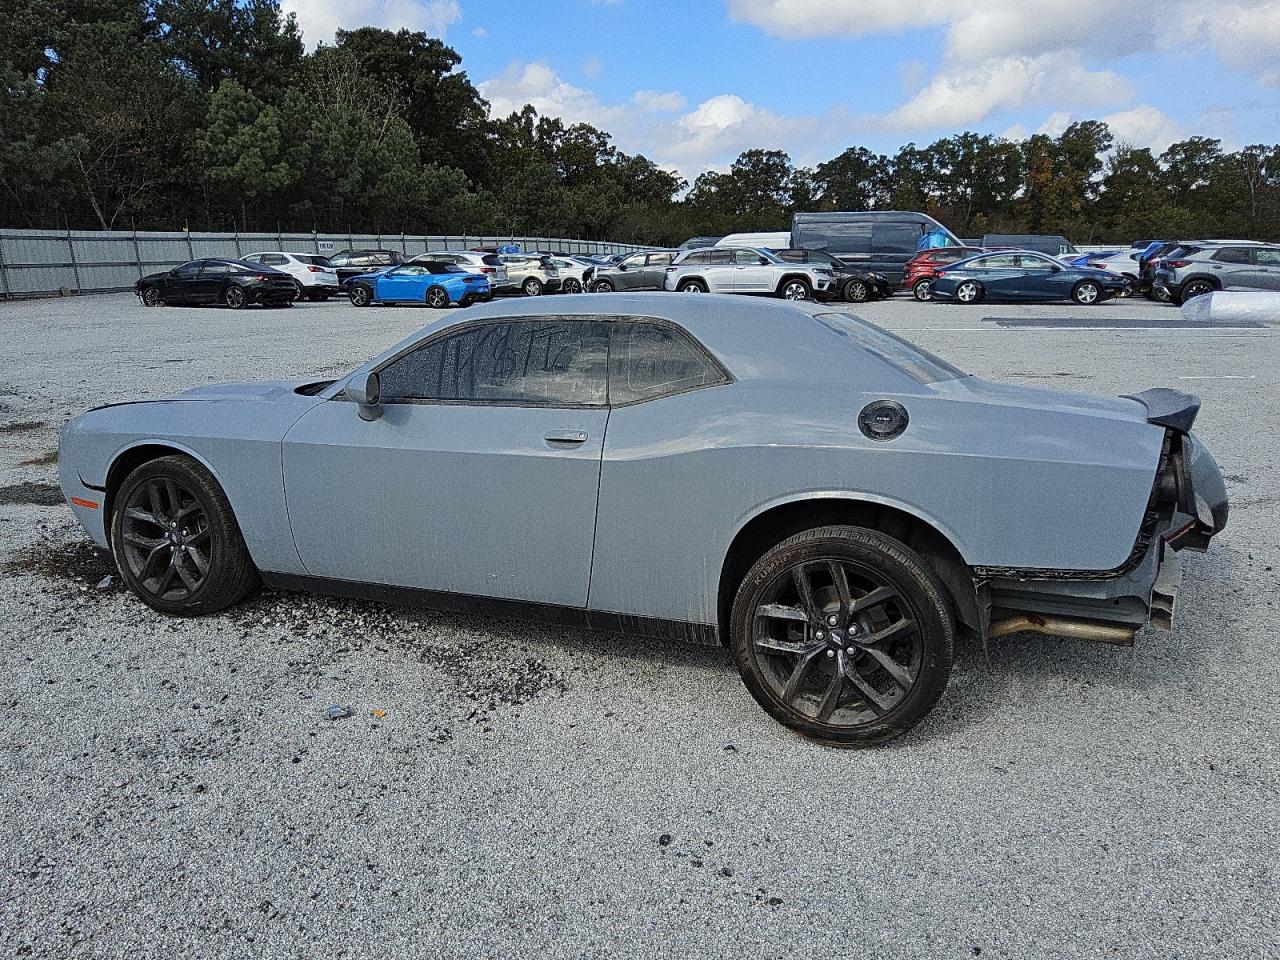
[813,313,966,384]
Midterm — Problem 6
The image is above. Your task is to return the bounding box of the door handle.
[544,430,588,444]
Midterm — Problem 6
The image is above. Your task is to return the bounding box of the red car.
[903,247,984,301]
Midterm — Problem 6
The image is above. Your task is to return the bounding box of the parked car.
[1078,250,1134,276]
[59,294,1228,745]
[415,251,509,289]
[548,256,592,293]
[587,249,676,292]
[930,251,1129,304]
[345,260,492,308]
[902,246,985,301]
[664,247,835,300]
[982,234,1079,257]
[716,231,792,249]
[791,211,962,284]
[771,248,893,302]
[241,252,340,301]
[1153,243,1280,304]
[498,254,562,296]
[135,259,297,309]
[328,249,405,284]
[679,236,722,249]
[1143,240,1268,301]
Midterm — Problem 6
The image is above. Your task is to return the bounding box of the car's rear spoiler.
[1122,388,1201,433]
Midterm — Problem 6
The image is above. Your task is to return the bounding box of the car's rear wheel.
[425,285,449,308]
[780,278,811,301]
[954,280,983,304]
[349,284,372,307]
[912,279,933,302]
[1179,279,1214,304]
[140,286,164,307]
[731,526,954,747]
[522,277,543,297]
[110,456,259,617]
[291,282,305,302]
[223,285,247,310]
[1072,280,1102,305]
[592,278,614,292]
[679,279,707,293]
[562,278,583,294]
[844,279,870,303]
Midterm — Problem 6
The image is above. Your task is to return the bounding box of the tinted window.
[794,221,872,255]
[330,253,350,266]
[971,254,1017,269]
[417,261,449,274]
[872,222,924,254]
[481,255,504,267]
[173,261,201,278]
[200,261,234,276]
[1256,249,1280,266]
[710,250,735,265]
[814,314,965,384]
[609,322,724,404]
[1213,247,1253,264]
[681,251,711,265]
[646,252,674,266]
[259,253,288,265]
[297,255,332,267]
[1017,254,1057,270]
[621,253,647,268]
[379,320,607,406]
[733,249,762,265]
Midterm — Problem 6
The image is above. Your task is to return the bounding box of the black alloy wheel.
[844,279,870,303]
[223,285,247,310]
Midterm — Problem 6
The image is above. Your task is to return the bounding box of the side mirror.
[348,371,382,421]
[618,262,628,271]
[1129,253,1139,261]
[1051,265,1062,272]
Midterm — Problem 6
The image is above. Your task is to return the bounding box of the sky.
[280,0,1280,181]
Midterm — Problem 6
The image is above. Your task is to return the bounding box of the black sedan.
[135,259,297,309]
[772,248,895,302]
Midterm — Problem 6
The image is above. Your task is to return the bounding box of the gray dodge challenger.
[59,294,1229,745]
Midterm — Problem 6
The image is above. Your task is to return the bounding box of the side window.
[200,261,233,276]
[609,322,725,405]
[1212,247,1253,264]
[241,254,261,264]
[733,249,762,265]
[621,253,646,268]
[260,254,287,266]
[872,222,924,254]
[379,320,607,406]
[682,250,711,265]
[1256,249,1280,266]
[646,252,674,267]
[173,261,201,278]
[973,254,1017,269]
[710,250,734,265]
[1016,255,1054,270]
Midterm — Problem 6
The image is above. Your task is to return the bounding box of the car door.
[195,260,235,302]
[611,252,648,290]
[968,254,1021,299]
[732,248,775,292]
[1250,248,1280,290]
[637,252,673,289]
[704,249,738,292]
[375,265,427,301]
[1016,253,1075,300]
[281,318,610,607]
[163,260,203,301]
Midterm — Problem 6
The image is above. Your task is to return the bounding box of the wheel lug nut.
[815,630,825,640]
[827,615,838,626]
[825,650,834,658]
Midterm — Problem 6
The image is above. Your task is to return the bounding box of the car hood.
[171,379,320,402]
[931,375,1149,423]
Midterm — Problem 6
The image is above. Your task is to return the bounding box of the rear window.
[296,255,332,267]
[813,313,966,384]
[481,255,503,267]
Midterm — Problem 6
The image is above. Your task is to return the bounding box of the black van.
[791,211,961,284]
[981,234,1078,257]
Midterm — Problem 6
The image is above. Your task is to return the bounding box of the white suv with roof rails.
[662,246,835,300]
[241,251,340,301]
[419,251,510,289]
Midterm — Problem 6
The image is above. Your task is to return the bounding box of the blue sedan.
[930,251,1130,305]
[346,259,492,308]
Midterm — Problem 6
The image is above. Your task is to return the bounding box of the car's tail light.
[257,274,274,281]
[480,267,496,273]
[1168,260,1192,268]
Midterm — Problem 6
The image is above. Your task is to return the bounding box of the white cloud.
[1036,111,1074,138]
[1190,1,1280,87]
[471,26,487,38]
[1100,106,1185,152]
[668,94,822,167]
[631,89,687,112]
[281,0,461,48]
[478,60,625,127]
[582,56,603,80]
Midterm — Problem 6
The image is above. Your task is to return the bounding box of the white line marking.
[1177,375,1257,380]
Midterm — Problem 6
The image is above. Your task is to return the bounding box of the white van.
[715,232,792,249]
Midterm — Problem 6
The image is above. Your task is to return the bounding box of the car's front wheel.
[1072,280,1102,305]
[779,278,811,301]
[522,277,544,297]
[954,280,983,304]
[349,284,373,307]
[140,286,164,307]
[730,526,954,747]
[291,282,305,302]
[844,279,870,303]
[912,279,933,302]
[110,455,259,616]
[223,285,247,310]
[562,278,582,294]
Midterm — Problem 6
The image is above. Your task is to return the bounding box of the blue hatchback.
[345,260,492,308]
[930,250,1130,305]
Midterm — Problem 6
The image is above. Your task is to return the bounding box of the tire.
[349,284,372,307]
[562,278,582,294]
[912,279,933,302]
[1179,279,1214,304]
[522,277,544,297]
[223,285,247,310]
[291,282,305,303]
[592,279,614,292]
[140,286,164,307]
[954,280,982,304]
[1072,280,1102,305]
[779,277,811,301]
[109,455,259,617]
[730,525,954,747]
[425,285,450,309]
[679,279,707,293]
[844,279,870,303]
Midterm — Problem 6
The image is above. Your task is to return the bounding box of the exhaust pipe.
[987,614,1136,646]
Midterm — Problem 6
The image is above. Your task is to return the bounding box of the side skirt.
[260,572,720,647]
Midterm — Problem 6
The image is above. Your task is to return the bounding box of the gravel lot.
[1,291,1277,959]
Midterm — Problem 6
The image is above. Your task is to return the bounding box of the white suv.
[663,246,835,300]
[421,251,510,289]
[241,252,340,301]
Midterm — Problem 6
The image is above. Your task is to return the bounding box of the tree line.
[3,0,1278,245]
